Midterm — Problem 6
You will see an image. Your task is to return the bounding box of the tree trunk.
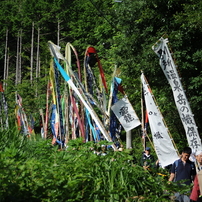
[19,29,22,83]
[0,105,2,131]
[6,49,9,88]
[39,59,41,77]
[35,27,40,97]
[57,20,60,46]
[15,31,19,85]
[30,22,34,84]
[36,27,40,79]
[3,29,8,89]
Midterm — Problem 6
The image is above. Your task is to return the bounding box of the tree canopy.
[0,0,202,147]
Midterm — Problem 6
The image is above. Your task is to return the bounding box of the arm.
[168,161,176,182]
[168,173,175,182]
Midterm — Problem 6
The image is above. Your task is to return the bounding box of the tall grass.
[0,131,184,201]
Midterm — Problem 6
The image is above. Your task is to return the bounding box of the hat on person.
[145,147,151,151]
[118,148,123,151]
[195,150,202,156]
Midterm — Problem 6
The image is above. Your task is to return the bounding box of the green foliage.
[0,132,191,201]
[0,0,201,200]
[0,0,202,156]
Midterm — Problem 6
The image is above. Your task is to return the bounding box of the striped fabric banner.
[48,41,117,150]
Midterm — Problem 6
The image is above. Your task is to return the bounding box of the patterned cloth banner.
[152,38,202,151]
[111,97,141,132]
[15,94,33,135]
[49,41,117,151]
[50,104,59,144]
[0,82,9,129]
[141,73,179,167]
[110,77,122,141]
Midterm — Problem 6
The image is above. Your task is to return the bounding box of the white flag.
[141,73,179,167]
[111,97,141,132]
[152,38,202,151]
[48,41,64,60]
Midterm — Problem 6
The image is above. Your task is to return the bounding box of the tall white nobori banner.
[152,38,202,151]
[141,73,179,167]
[111,97,141,132]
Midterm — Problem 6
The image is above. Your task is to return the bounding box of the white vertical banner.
[111,97,141,132]
[141,73,179,167]
[152,38,202,151]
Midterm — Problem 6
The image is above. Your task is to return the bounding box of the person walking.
[168,146,196,202]
[140,147,155,170]
[195,151,202,173]
[190,151,202,202]
[190,169,202,202]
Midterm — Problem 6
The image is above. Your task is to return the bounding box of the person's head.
[118,147,123,151]
[195,150,202,165]
[101,145,106,152]
[145,147,151,155]
[181,146,192,161]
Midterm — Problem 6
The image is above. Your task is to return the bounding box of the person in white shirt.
[190,149,196,162]
[195,150,202,173]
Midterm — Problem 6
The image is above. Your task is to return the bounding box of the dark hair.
[182,146,192,155]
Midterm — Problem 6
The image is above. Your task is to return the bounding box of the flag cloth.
[0,82,9,129]
[109,77,123,140]
[48,41,117,150]
[141,73,179,167]
[85,46,108,93]
[49,42,64,60]
[111,97,141,132]
[54,57,114,147]
[152,37,202,151]
[15,94,32,135]
[50,104,59,144]
[53,62,65,139]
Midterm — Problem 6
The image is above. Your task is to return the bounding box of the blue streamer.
[85,108,98,141]
[54,58,70,82]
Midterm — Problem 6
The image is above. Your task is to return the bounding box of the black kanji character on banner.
[154,131,163,139]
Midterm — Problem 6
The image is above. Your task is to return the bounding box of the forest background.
[1,0,202,201]
[1,0,202,146]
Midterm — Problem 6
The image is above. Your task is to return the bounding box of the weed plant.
[0,130,191,201]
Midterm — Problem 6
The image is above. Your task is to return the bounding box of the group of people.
[141,146,202,202]
[91,143,202,201]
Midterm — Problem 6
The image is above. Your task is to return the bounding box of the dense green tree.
[102,0,202,141]
[0,0,202,147]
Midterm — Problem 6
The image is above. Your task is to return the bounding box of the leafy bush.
[0,131,190,201]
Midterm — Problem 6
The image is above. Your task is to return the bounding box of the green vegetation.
[0,1,201,200]
[0,0,202,144]
[0,128,191,202]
